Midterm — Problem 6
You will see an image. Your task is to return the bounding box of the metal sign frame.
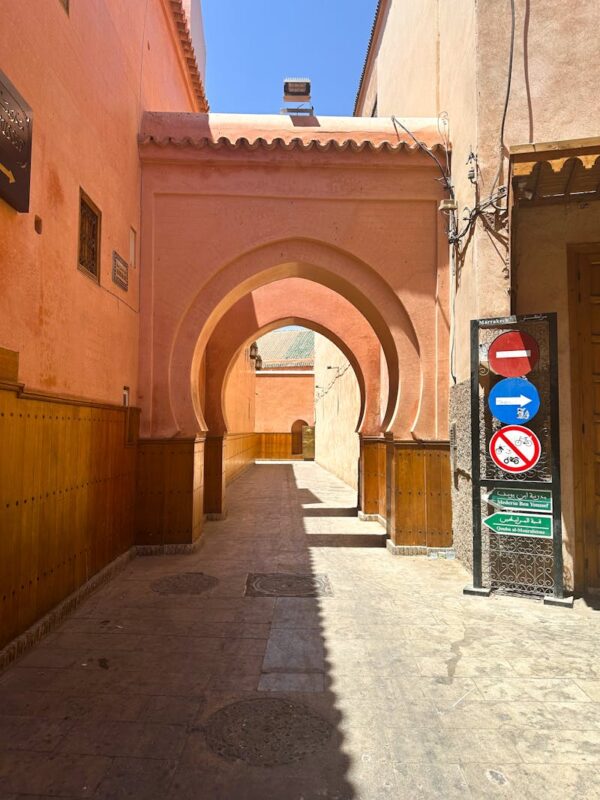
[0,69,33,213]
[468,313,566,602]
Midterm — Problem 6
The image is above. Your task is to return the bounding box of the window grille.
[78,192,100,280]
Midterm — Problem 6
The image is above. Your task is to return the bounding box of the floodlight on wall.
[249,342,258,359]
[281,77,314,116]
[255,355,263,371]
[438,198,458,212]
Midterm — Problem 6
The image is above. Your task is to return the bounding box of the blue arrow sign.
[488,377,540,425]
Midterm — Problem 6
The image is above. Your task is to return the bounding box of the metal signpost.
[466,313,570,605]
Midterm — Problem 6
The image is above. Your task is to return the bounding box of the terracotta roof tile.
[257,330,314,369]
[139,112,447,153]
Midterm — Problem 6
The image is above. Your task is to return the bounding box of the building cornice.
[354,0,390,116]
[165,0,209,112]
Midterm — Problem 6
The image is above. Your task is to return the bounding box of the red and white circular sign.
[489,424,541,473]
[488,331,540,377]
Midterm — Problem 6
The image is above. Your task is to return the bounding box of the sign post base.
[463,585,492,597]
[543,594,574,609]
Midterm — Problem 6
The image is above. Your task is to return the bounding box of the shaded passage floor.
[2,462,600,798]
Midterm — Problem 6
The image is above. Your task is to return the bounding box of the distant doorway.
[292,419,308,456]
[291,419,308,455]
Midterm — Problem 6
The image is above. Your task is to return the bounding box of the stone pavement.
[1,461,600,799]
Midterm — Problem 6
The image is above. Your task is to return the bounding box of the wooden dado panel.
[136,437,204,546]
[0,384,137,650]
[394,442,452,547]
[225,433,260,486]
[204,435,226,515]
[259,432,303,460]
[361,439,387,516]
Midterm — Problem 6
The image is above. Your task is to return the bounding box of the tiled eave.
[138,134,447,155]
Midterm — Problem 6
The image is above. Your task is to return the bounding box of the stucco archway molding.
[221,316,367,436]
[166,238,422,439]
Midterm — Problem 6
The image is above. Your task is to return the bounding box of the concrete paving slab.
[1,461,600,799]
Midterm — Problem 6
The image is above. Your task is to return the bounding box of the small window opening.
[78,191,101,281]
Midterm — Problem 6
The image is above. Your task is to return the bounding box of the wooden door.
[576,252,600,590]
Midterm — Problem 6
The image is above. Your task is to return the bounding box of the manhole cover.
[205,698,332,766]
[245,573,332,598]
[150,572,219,595]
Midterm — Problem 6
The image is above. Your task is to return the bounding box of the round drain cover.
[205,698,332,766]
[150,572,219,595]
[247,573,330,597]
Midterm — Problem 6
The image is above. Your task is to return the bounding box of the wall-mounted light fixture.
[281,77,314,116]
[438,198,458,212]
[255,355,263,371]
[249,342,258,359]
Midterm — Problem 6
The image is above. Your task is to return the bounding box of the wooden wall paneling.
[135,437,202,547]
[360,439,381,515]
[193,437,204,538]
[0,385,137,651]
[393,442,452,548]
[204,435,225,515]
[395,446,426,545]
[259,432,296,460]
[224,433,260,485]
[377,442,387,519]
[424,448,452,547]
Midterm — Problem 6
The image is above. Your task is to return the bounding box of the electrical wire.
[391,116,454,198]
[315,362,352,402]
[490,0,516,195]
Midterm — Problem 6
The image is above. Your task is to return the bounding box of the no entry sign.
[489,424,541,473]
[488,331,540,377]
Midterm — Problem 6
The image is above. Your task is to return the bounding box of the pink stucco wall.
[222,346,256,433]
[254,373,315,433]
[0,0,199,404]
[138,113,449,441]
[202,278,383,436]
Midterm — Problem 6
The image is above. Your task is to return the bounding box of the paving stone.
[0,751,111,796]
[94,757,178,800]
[461,762,600,799]
[58,720,188,759]
[2,462,600,798]
[262,629,325,673]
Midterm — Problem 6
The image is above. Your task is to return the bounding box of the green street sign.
[483,512,553,538]
[486,488,552,514]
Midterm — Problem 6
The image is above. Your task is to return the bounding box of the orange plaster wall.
[223,346,256,433]
[255,373,315,433]
[0,0,198,403]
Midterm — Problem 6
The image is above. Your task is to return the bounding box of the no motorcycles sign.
[489,424,541,474]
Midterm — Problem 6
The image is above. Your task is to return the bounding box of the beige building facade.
[355,0,600,592]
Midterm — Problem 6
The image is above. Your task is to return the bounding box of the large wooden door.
[575,252,600,591]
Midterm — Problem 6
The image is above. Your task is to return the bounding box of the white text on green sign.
[483,512,553,538]
[486,488,552,514]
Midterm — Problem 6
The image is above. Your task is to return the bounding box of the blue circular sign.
[488,377,540,425]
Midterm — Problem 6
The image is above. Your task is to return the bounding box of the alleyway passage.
[1,462,600,798]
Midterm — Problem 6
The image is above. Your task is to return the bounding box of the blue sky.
[202,1,378,116]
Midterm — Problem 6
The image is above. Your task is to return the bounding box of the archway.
[200,278,384,437]
[291,420,309,456]
[137,114,450,548]
[161,240,422,440]
[220,316,368,436]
